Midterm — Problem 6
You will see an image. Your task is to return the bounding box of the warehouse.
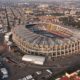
[22,55,45,65]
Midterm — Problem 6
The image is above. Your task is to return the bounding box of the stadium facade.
[12,23,80,57]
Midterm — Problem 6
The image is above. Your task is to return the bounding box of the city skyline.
[0,0,80,2]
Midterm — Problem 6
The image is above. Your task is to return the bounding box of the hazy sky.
[0,0,79,1]
[0,0,79,2]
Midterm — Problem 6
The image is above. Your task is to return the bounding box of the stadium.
[12,22,80,58]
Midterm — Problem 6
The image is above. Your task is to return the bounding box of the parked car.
[46,69,52,74]
[26,75,33,80]
[0,68,8,79]
[18,75,35,80]
[36,71,42,75]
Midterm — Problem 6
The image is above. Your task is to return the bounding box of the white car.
[36,71,42,75]
[46,69,52,74]
[1,68,8,75]
[26,75,33,80]
[18,75,35,80]
[1,68,8,79]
